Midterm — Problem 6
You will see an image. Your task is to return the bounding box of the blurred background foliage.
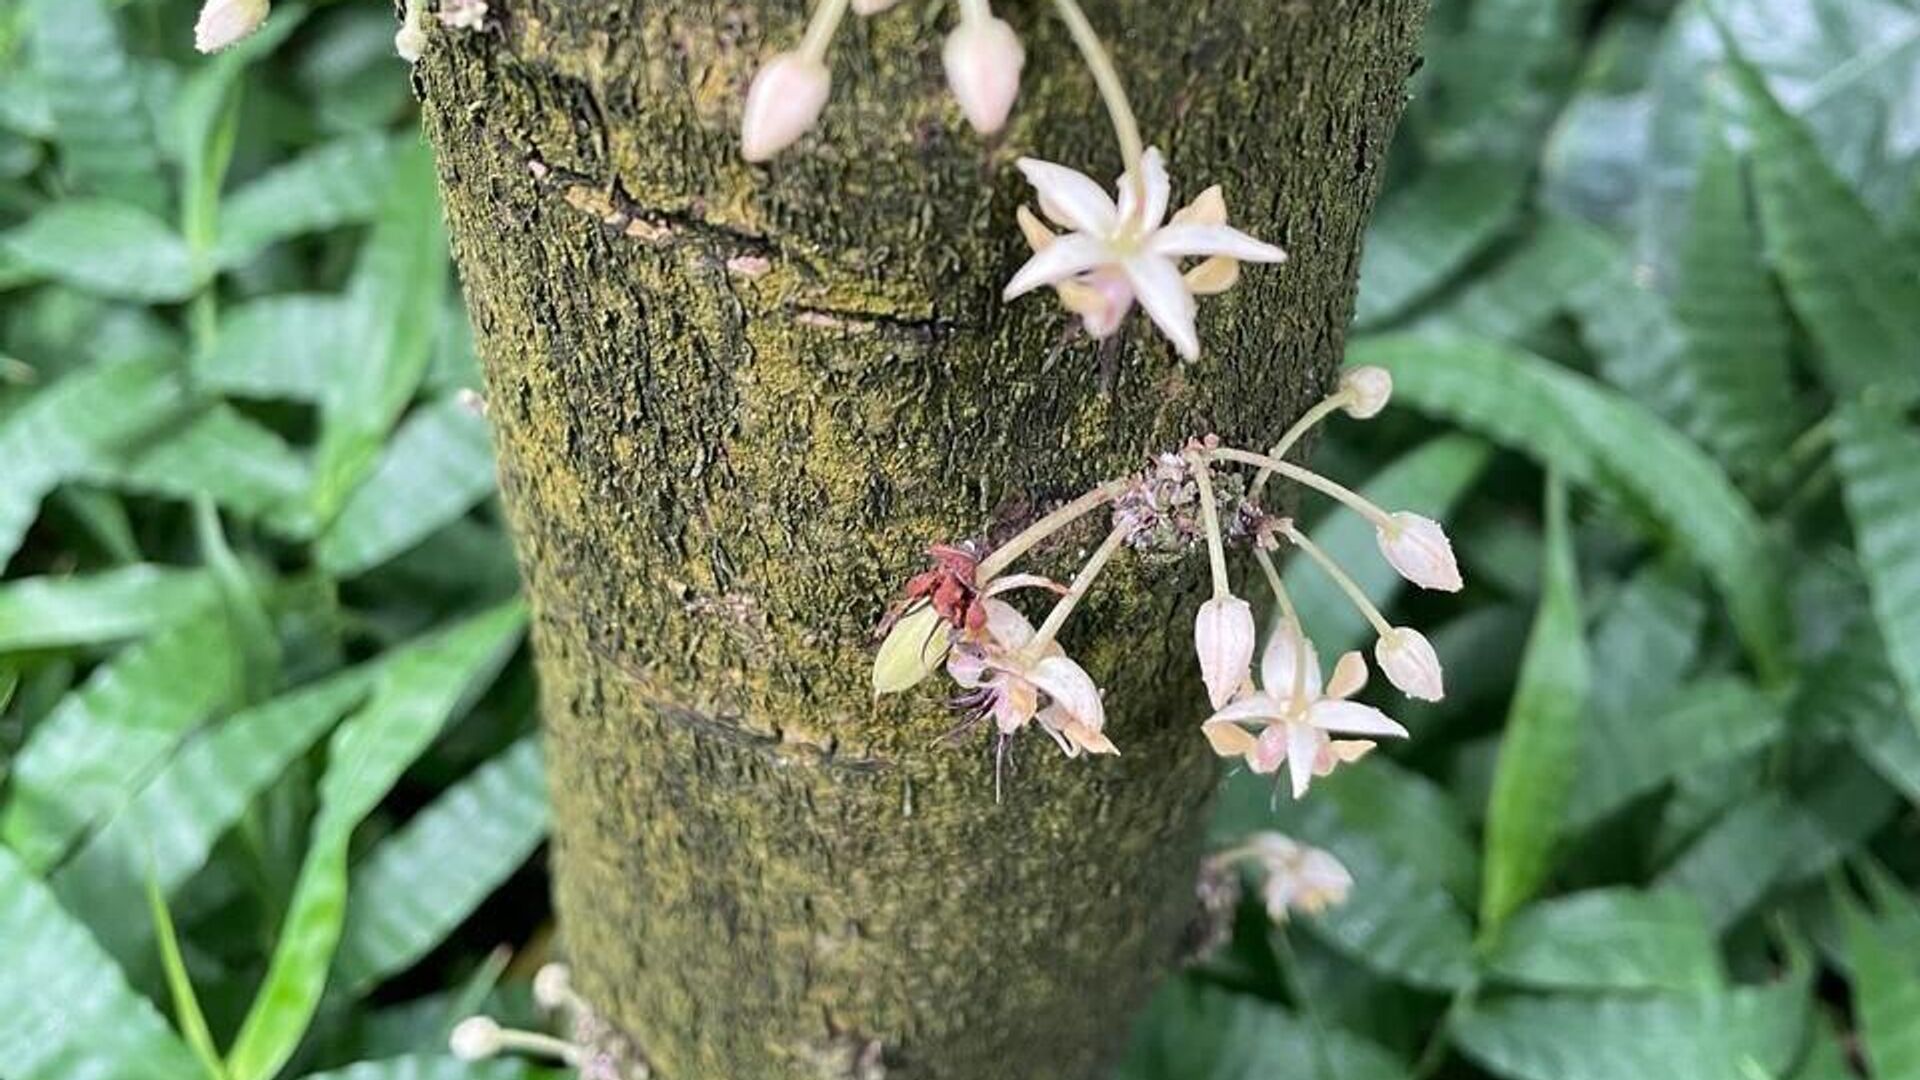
[0,0,1916,1078]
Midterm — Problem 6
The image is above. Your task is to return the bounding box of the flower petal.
[1309,700,1409,739]
[1122,255,1199,360]
[1377,512,1463,592]
[1325,651,1368,700]
[1116,146,1171,230]
[1147,222,1288,263]
[1170,184,1227,227]
[1206,694,1285,727]
[1286,722,1321,799]
[1261,628,1323,702]
[872,604,952,694]
[1027,654,1105,729]
[1016,157,1119,234]
[978,598,1038,650]
[1002,233,1113,300]
[1194,595,1257,708]
[1202,718,1258,757]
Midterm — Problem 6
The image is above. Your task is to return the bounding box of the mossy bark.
[414,2,1423,1076]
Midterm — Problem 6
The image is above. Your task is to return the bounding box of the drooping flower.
[1375,626,1444,702]
[194,0,268,52]
[1193,595,1255,708]
[1242,832,1353,921]
[948,599,1115,758]
[943,11,1024,135]
[741,52,832,162]
[1004,148,1287,359]
[1375,511,1462,592]
[1201,629,1406,798]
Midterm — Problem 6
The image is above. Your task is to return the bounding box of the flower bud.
[1375,626,1444,701]
[853,0,903,12]
[394,21,429,62]
[741,52,832,162]
[1376,511,1462,592]
[872,605,953,695]
[449,1017,503,1061]
[194,0,269,53]
[942,16,1025,135]
[1340,365,1392,419]
[532,963,573,1010]
[1194,596,1255,709]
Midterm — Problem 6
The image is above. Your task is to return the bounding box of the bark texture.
[414,2,1423,1076]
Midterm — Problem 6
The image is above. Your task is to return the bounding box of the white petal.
[1121,255,1199,360]
[1147,222,1287,263]
[1261,628,1323,701]
[1376,512,1463,592]
[1170,184,1227,227]
[195,0,270,52]
[1202,718,1258,757]
[979,598,1037,650]
[1116,146,1171,230]
[1027,655,1105,729]
[1002,233,1113,300]
[1325,651,1368,700]
[1376,626,1445,702]
[1252,724,1287,774]
[983,573,1065,597]
[1194,596,1256,708]
[1309,700,1408,738]
[1016,158,1119,235]
[1286,723,1321,799]
[1206,694,1285,727]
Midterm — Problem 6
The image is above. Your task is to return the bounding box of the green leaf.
[1584,565,1703,725]
[1725,45,1920,405]
[1315,758,1480,909]
[1,608,238,871]
[1119,978,1410,1080]
[216,135,403,267]
[1834,402,1920,741]
[1453,980,1806,1080]
[1411,217,1610,341]
[1568,677,1783,831]
[1485,888,1720,993]
[193,294,349,402]
[295,1057,534,1080]
[311,142,448,526]
[335,735,547,995]
[25,0,165,211]
[90,405,310,526]
[1286,433,1492,657]
[317,397,498,576]
[1353,333,1789,681]
[0,200,197,302]
[0,564,217,651]
[225,603,526,1080]
[1558,221,1692,423]
[0,357,186,569]
[147,874,228,1080]
[1842,887,1920,1080]
[1480,474,1588,933]
[1355,160,1529,328]
[0,845,202,1080]
[1671,123,1797,473]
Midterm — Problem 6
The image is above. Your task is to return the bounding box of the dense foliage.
[0,0,1916,1078]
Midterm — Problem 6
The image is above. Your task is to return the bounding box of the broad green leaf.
[0,200,197,302]
[1416,0,1586,166]
[89,404,310,525]
[1355,160,1528,328]
[1411,217,1610,340]
[1834,402,1920,740]
[296,1057,533,1080]
[1671,124,1797,473]
[1568,678,1782,831]
[1286,434,1492,657]
[335,736,547,995]
[1842,889,1920,1080]
[193,294,348,402]
[0,357,186,569]
[1119,978,1409,1080]
[1315,758,1479,909]
[1583,565,1703,725]
[1354,333,1788,680]
[311,142,447,526]
[1726,47,1920,405]
[0,845,202,1080]
[1480,474,1587,933]
[1453,980,1806,1080]
[216,134,403,267]
[1485,888,1720,993]
[1559,222,1691,423]
[225,603,526,1080]
[53,667,374,967]
[318,397,497,576]
[147,875,227,1080]
[1802,618,1920,802]
[1,608,238,871]
[0,564,216,651]
[25,0,165,211]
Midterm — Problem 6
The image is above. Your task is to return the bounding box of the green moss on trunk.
[414,1,1423,1075]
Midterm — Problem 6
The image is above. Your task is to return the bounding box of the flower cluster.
[873,366,1462,802]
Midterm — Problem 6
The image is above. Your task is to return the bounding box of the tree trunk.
[413,2,1423,1076]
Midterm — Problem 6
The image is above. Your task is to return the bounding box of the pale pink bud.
[532,964,573,1010]
[741,53,831,162]
[1340,365,1392,419]
[449,1016,503,1061]
[942,16,1025,135]
[1376,511,1462,592]
[853,0,903,12]
[194,0,269,52]
[1194,596,1256,709]
[1375,627,1444,701]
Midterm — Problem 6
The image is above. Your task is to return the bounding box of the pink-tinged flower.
[943,13,1024,135]
[1340,365,1392,419]
[1243,833,1353,921]
[1194,595,1255,708]
[948,600,1115,758]
[741,53,832,162]
[1202,631,1406,798]
[1376,512,1462,592]
[1375,626,1444,701]
[194,0,268,52]
[1004,148,1286,359]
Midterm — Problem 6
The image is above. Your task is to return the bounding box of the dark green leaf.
[25,0,166,211]
[318,397,497,576]
[1355,160,1528,328]
[0,200,197,302]
[1485,888,1720,993]
[1833,401,1920,741]
[193,294,348,402]
[1119,978,1409,1080]
[1569,678,1783,831]
[0,564,216,652]
[90,405,310,526]
[1842,887,1920,1080]
[216,135,403,267]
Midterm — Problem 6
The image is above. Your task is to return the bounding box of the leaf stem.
[1190,451,1232,600]
[1249,392,1351,500]
[977,481,1127,582]
[1027,524,1132,653]
[1283,522,1392,637]
[1211,446,1394,530]
[799,0,853,62]
[1049,0,1146,207]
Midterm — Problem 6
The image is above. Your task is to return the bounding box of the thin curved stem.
[1283,523,1391,637]
[495,1029,583,1066]
[1190,452,1232,600]
[1249,393,1350,500]
[1049,0,1146,205]
[1209,446,1393,530]
[799,0,853,61]
[958,0,991,22]
[977,481,1126,583]
[1253,546,1307,702]
[1027,525,1132,653]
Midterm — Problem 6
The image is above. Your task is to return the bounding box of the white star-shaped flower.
[947,599,1116,758]
[1003,148,1287,360]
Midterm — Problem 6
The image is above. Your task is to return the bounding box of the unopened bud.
[942,15,1024,135]
[1375,626,1444,702]
[1376,512,1462,592]
[532,963,573,1010]
[853,0,903,12]
[449,1016,503,1061]
[194,0,269,53]
[1194,596,1255,709]
[1340,365,1393,419]
[741,52,831,162]
[872,605,953,695]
